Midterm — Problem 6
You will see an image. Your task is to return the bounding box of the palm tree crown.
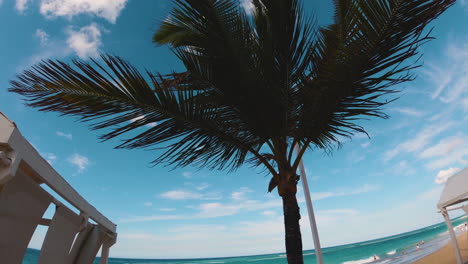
[10,0,454,263]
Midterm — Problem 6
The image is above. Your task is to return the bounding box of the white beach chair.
[0,112,117,264]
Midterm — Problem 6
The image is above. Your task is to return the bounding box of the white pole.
[442,209,463,264]
[295,144,324,264]
[100,243,110,264]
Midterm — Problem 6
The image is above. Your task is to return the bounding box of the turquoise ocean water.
[23,216,467,264]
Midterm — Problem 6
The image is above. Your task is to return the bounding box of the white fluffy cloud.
[67,153,90,173]
[35,29,50,47]
[435,167,460,184]
[66,23,102,59]
[15,0,31,13]
[40,0,127,23]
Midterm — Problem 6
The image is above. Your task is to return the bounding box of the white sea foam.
[342,255,379,264]
[247,256,283,261]
[438,230,449,236]
[386,250,396,255]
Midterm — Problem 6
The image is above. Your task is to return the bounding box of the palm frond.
[296,0,454,151]
[9,55,269,171]
[154,0,242,48]
[250,0,318,142]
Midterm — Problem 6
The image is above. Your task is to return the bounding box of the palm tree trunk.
[282,192,304,264]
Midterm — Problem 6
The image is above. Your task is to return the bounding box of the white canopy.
[438,167,468,209]
[437,167,468,264]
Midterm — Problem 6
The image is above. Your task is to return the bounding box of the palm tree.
[10,0,454,263]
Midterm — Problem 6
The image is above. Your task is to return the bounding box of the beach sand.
[413,231,468,264]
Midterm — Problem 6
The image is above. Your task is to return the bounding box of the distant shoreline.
[412,229,468,264]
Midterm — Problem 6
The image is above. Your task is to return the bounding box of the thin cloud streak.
[420,39,468,107]
[310,184,380,201]
[160,190,222,200]
[391,107,425,117]
[419,135,464,159]
[122,184,378,223]
[384,121,454,161]
[56,131,73,140]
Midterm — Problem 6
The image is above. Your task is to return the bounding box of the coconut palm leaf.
[10,55,277,172]
[292,0,454,166]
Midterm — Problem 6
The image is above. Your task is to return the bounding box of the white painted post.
[295,144,324,264]
[100,233,117,264]
[442,209,463,264]
[100,243,110,264]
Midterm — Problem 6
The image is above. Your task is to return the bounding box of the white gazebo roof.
[437,167,468,209]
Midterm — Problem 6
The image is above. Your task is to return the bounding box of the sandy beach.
[413,231,468,264]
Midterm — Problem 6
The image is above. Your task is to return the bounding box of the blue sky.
[0,0,467,259]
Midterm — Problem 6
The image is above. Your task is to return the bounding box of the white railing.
[0,112,117,264]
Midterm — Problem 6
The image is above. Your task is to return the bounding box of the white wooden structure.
[0,112,117,264]
[437,167,468,264]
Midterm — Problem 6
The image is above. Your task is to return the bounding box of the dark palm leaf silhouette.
[10,0,454,263]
